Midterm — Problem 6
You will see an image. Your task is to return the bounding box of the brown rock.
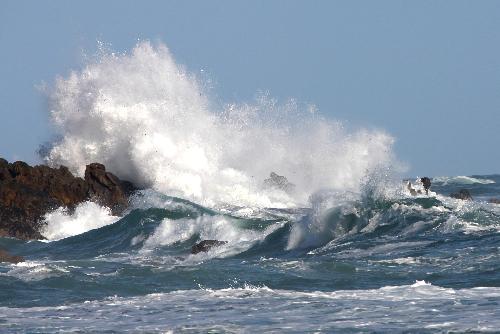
[0,249,24,264]
[84,163,136,214]
[489,198,500,204]
[0,158,137,240]
[191,240,228,254]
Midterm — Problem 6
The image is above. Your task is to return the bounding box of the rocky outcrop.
[0,249,24,264]
[0,159,137,240]
[450,189,473,201]
[191,240,228,254]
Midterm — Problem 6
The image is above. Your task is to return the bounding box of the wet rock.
[450,189,473,201]
[420,177,431,194]
[263,172,295,193]
[0,249,24,264]
[84,163,137,214]
[0,158,137,240]
[488,198,500,204]
[191,240,228,254]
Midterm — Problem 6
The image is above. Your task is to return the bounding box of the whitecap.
[41,201,119,241]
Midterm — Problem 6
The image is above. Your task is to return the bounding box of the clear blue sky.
[1,0,499,177]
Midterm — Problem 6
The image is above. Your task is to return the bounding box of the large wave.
[43,41,399,208]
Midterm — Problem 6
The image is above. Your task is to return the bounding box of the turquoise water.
[1,175,500,332]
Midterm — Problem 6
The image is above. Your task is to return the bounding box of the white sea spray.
[41,201,119,241]
[44,41,399,209]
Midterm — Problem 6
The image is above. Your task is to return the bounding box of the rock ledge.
[0,158,137,240]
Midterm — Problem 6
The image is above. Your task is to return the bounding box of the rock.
[263,172,295,193]
[84,163,137,214]
[0,249,24,264]
[0,158,137,240]
[191,240,228,254]
[450,189,473,201]
[420,177,431,194]
[488,198,500,204]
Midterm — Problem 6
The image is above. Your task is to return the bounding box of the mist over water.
[44,41,398,208]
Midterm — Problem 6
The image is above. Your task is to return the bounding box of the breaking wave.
[43,41,399,208]
[41,201,119,241]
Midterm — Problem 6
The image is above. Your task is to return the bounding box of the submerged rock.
[191,240,228,254]
[0,158,137,240]
[0,249,24,264]
[263,172,295,193]
[450,189,473,201]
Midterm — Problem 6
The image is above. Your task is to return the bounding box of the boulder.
[0,249,24,264]
[450,189,473,201]
[263,172,295,193]
[84,163,137,214]
[0,158,137,240]
[191,240,228,254]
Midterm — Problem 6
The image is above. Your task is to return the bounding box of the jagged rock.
[0,249,24,264]
[84,163,137,214]
[191,240,228,254]
[0,158,137,240]
[450,189,473,201]
[263,172,295,193]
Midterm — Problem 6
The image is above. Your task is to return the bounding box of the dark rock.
[0,158,137,240]
[191,240,228,254]
[450,189,473,201]
[263,172,295,193]
[84,163,137,214]
[488,198,500,204]
[0,249,24,264]
[420,177,431,194]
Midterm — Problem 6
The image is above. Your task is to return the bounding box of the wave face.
[43,41,397,208]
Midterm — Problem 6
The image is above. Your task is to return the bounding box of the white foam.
[44,41,399,209]
[373,257,422,265]
[1,261,68,282]
[2,283,500,332]
[41,201,119,241]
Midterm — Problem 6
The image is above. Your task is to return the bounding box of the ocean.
[1,176,500,332]
[1,42,499,332]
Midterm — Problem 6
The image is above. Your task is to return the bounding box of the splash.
[41,201,119,241]
[44,41,399,208]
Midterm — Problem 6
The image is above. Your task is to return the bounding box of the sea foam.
[44,41,399,208]
[41,201,119,241]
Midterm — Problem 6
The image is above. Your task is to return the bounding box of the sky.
[0,0,499,177]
